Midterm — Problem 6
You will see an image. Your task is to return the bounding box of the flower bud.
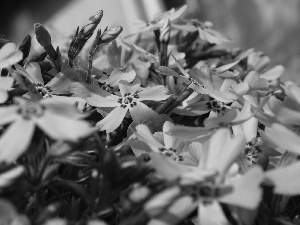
[82,10,103,40]
[159,19,171,44]
[34,23,51,48]
[68,10,103,62]
[99,26,123,44]
[18,35,31,64]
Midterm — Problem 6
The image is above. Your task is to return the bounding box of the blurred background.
[1,0,299,80]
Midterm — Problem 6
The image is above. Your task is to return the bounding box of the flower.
[172,19,231,45]
[128,121,198,166]
[0,97,94,162]
[0,43,23,70]
[85,80,170,133]
[14,62,86,109]
[126,4,188,37]
[149,128,264,225]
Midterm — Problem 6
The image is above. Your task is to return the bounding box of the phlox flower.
[172,19,231,45]
[0,98,94,162]
[14,62,86,109]
[126,4,187,37]
[149,128,264,225]
[128,121,198,167]
[0,43,23,70]
[85,80,169,133]
[232,71,269,96]
[159,57,237,105]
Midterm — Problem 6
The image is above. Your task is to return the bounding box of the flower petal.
[138,85,169,101]
[0,118,35,163]
[25,62,44,85]
[129,101,160,124]
[135,124,164,151]
[0,105,19,126]
[265,162,300,195]
[0,43,23,69]
[36,111,94,141]
[205,128,246,174]
[264,123,300,154]
[119,80,140,96]
[219,166,264,209]
[86,94,119,107]
[0,77,14,90]
[260,65,284,80]
[96,106,127,133]
[198,201,228,225]
[107,68,136,87]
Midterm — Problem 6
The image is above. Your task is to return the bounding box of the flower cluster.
[0,5,300,225]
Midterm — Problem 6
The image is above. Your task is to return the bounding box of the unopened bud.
[34,23,51,47]
[159,19,171,44]
[99,26,123,44]
[82,10,103,40]
[18,35,31,64]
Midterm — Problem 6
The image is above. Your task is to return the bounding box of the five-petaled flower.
[85,80,170,133]
[0,97,94,162]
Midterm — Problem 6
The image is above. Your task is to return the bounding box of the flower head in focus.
[85,80,170,133]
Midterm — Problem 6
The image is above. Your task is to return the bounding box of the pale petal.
[213,59,241,74]
[150,153,190,180]
[264,123,300,154]
[251,78,269,90]
[36,111,94,141]
[0,105,19,126]
[69,82,112,98]
[86,94,119,107]
[165,125,211,138]
[46,96,87,112]
[198,201,228,225]
[276,106,300,125]
[0,77,14,89]
[219,166,264,209]
[232,82,249,96]
[0,118,35,163]
[260,65,284,80]
[149,196,197,225]
[135,124,164,151]
[96,106,127,133]
[265,162,300,195]
[138,85,169,101]
[206,128,246,174]
[107,68,136,87]
[233,117,258,143]
[162,121,178,149]
[0,166,24,188]
[25,62,44,85]
[207,89,237,103]
[190,66,214,90]
[119,80,140,96]
[0,90,8,103]
[129,101,160,124]
[188,142,203,164]
[244,71,259,86]
[0,43,23,69]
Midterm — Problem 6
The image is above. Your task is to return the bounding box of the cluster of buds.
[68,10,103,66]
[86,26,123,83]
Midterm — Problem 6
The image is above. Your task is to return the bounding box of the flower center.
[244,142,262,164]
[117,93,139,108]
[35,83,52,98]
[206,98,226,113]
[159,147,183,162]
[18,102,45,120]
